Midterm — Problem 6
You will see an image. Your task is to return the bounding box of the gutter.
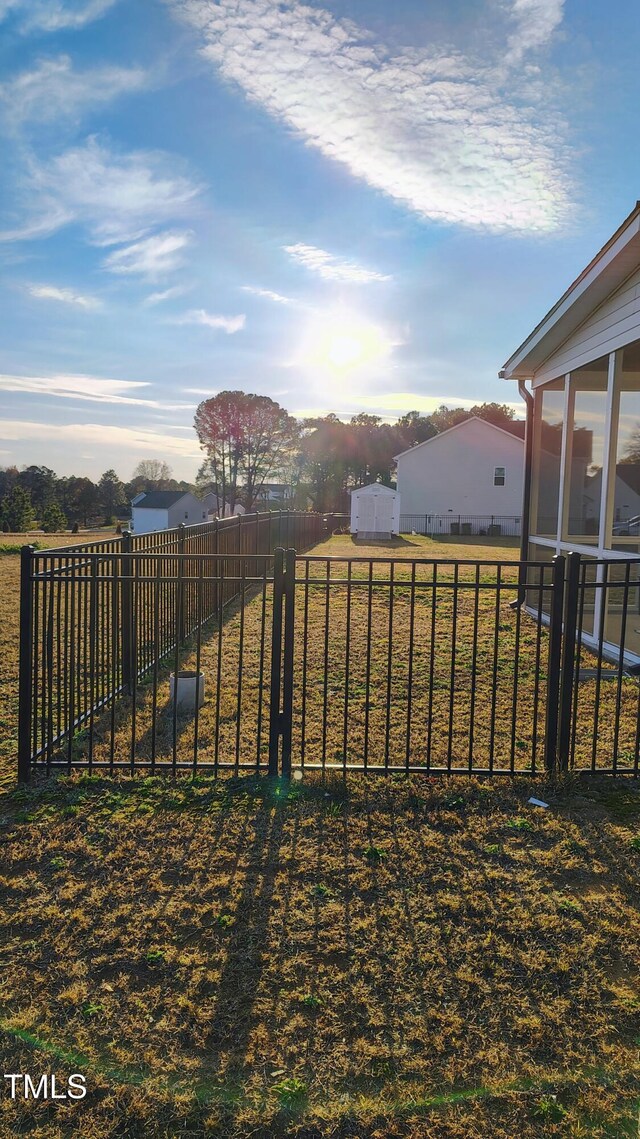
[511,378,534,607]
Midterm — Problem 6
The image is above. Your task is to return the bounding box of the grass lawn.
[2,773,640,1137]
[1,534,640,1136]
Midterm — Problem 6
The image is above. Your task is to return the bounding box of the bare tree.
[194,391,299,511]
[132,460,173,487]
[621,425,640,465]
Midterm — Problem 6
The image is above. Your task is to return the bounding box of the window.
[531,378,564,537]
[565,355,608,544]
[494,466,505,486]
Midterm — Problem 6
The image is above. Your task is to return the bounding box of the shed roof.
[349,482,397,495]
[500,202,640,380]
[132,491,191,509]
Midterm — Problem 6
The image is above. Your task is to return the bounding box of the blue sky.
[0,0,639,481]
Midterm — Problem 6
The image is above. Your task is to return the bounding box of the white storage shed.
[350,483,400,540]
[130,491,207,535]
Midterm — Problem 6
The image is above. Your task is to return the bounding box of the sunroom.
[500,202,640,662]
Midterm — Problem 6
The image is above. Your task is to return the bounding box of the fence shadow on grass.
[9,772,640,1133]
[348,534,421,549]
[195,788,287,1086]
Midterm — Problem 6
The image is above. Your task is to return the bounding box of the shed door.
[358,496,376,531]
[374,495,394,532]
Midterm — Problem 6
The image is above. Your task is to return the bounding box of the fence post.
[268,548,285,776]
[178,523,186,642]
[18,545,35,783]
[544,554,565,772]
[121,530,133,695]
[281,548,296,778]
[557,551,580,771]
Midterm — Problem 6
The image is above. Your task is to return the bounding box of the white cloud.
[0,55,148,125]
[27,283,102,309]
[173,309,246,333]
[0,418,201,460]
[240,285,295,305]
[0,0,119,33]
[170,0,570,232]
[103,231,192,279]
[143,284,190,306]
[284,244,390,283]
[1,136,201,247]
[0,207,73,242]
[505,0,565,65]
[0,373,192,409]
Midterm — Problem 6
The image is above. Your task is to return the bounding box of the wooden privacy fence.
[18,544,640,781]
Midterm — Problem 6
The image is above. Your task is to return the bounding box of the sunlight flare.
[299,314,393,378]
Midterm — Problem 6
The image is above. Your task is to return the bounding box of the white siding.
[167,496,207,528]
[131,507,169,535]
[396,419,524,517]
[132,494,207,535]
[534,266,640,386]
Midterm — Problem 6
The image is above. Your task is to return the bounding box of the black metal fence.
[400,514,521,537]
[18,541,640,780]
[17,511,329,780]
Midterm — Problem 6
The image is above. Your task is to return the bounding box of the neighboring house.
[131,491,207,535]
[500,200,640,658]
[394,417,525,531]
[253,482,294,506]
[201,491,246,518]
[585,465,640,528]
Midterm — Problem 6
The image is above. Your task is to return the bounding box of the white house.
[131,491,208,535]
[350,483,400,540]
[254,482,294,506]
[394,417,525,534]
[201,491,246,519]
[500,200,640,659]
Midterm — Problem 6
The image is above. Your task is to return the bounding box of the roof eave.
[501,202,640,380]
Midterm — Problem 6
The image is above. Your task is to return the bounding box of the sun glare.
[301,315,391,377]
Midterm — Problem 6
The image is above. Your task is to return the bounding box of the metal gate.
[268,550,640,777]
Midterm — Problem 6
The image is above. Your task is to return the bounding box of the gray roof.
[133,491,191,509]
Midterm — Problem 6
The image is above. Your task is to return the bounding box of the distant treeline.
[1,402,521,530]
[0,460,194,532]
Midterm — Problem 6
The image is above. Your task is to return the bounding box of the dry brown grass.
[1,772,640,1137]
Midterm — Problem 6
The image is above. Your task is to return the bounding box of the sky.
[0,0,639,483]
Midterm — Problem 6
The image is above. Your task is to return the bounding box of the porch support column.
[593,350,621,645]
[518,379,534,564]
[598,350,621,551]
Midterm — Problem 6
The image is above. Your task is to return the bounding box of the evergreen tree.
[98,470,125,518]
[41,501,68,533]
[1,486,35,532]
[17,466,57,514]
